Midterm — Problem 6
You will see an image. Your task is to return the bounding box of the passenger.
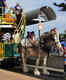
[2,32,11,43]
[14,3,23,25]
[0,0,7,17]
[13,31,21,44]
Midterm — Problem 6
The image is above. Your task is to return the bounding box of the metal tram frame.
[0,7,26,64]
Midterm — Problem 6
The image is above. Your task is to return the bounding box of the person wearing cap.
[14,3,23,25]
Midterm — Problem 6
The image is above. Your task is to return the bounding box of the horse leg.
[22,53,28,72]
[20,48,28,72]
[42,56,50,75]
[34,55,40,76]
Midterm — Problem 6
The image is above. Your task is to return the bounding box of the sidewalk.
[0,69,42,80]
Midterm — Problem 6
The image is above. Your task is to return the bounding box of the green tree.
[64,30,66,39]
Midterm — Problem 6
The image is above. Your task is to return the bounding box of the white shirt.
[13,33,21,44]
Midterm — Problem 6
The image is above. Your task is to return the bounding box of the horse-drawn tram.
[0,7,24,62]
[0,6,64,76]
[0,6,56,61]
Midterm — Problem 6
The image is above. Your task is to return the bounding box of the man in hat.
[14,2,23,25]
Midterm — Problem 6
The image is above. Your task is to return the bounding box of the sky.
[6,0,66,38]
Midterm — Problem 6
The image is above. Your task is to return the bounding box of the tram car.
[0,7,21,64]
[0,6,56,66]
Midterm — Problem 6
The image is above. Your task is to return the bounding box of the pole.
[39,30,40,39]
[39,29,40,52]
[38,29,40,60]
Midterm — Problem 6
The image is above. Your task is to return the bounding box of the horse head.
[40,31,56,52]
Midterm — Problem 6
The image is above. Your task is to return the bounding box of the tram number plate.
[0,43,4,58]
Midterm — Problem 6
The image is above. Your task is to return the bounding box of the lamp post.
[38,22,43,38]
[38,22,43,57]
[32,18,43,53]
[32,18,44,38]
[32,18,43,73]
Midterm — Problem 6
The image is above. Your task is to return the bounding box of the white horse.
[17,31,63,76]
[13,30,63,76]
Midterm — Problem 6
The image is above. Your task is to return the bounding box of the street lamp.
[32,18,43,71]
[32,18,44,38]
[38,22,43,38]
[32,18,43,55]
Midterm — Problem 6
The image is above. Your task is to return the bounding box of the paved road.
[0,56,64,80]
[0,69,42,80]
[0,64,64,80]
[0,68,64,80]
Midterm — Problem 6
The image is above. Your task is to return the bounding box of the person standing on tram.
[14,2,23,25]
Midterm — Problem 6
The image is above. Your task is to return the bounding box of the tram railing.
[0,42,20,60]
[0,7,16,25]
[0,7,26,60]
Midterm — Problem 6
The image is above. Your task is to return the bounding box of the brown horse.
[18,31,63,76]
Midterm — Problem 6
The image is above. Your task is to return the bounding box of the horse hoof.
[23,67,28,73]
[43,71,50,75]
[34,70,40,76]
